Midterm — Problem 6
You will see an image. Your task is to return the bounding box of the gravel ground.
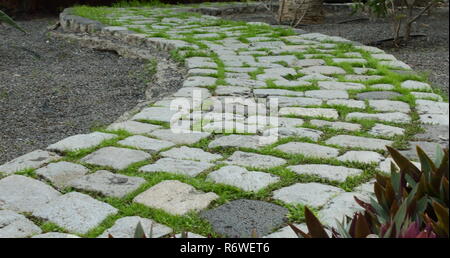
[222,6,449,93]
[0,18,152,164]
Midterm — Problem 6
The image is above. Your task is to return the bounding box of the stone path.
[0,2,448,238]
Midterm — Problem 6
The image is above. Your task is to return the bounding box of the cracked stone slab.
[310,119,362,131]
[279,107,339,119]
[223,151,286,169]
[263,127,323,141]
[337,151,385,164]
[68,170,146,198]
[326,135,393,151]
[347,112,412,123]
[132,107,179,123]
[369,123,405,137]
[356,91,402,100]
[207,165,280,192]
[118,135,175,153]
[318,81,365,90]
[160,146,222,162]
[0,210,42,238]
[139,158,214,177]
[304,90,349,100]
[369,100,411,113]
[81,147,151,170]
[35,161,89,189]
[99,216,173,238]
[287,164,363,182]
[400,80,431,90]
[318,192,367,228]
[47,132,117,152]
[32,192,118,234]
[0,150,61,174]
[106,121,162,135]
[200,199,288,238]
[150,129,211,145]
[133,180,219,216]
[273,182,344,208]
[275,142,339,158]
[0,175,61,213]
[208,135,274,149]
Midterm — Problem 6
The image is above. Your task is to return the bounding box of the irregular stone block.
[47,132,117,152]
[81,147,151,170]
[0,150,61,174]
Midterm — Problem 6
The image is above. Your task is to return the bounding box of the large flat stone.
[399,141,447,161]
[369,100,411,113]
[0,175,61,213]
[183,76,217,87]
[304,90,349,100]
[150,129,210,145]
[253,89,304,98]
[400,80,431,90]
[208,135,274,149]
[310,119,362,131]
[275,142,339,158]
[132,107,179,123]
[0,210,42,238]
[133,180,219,216]
[318,192,367,228]
[346,112,412,123]
[160,146,222,162]
[420,114,449,126]
[32,192,118,234]
[139,158,214,177]
[68,170,146,198]
[416,100,449,115]
[273,183,344,208]
[0,150,61,174]
[369,123,405,137]
[326,135,393,151]
[207,165,280,192]
[337,151,385,164]
[99,216,172,238]
[300,66,346,75]
[106,121,162,134]
[318,81,365,90]
[271,96,323,107]
[200,199,288,238]
[223,151,286,169]
[414,124,449,145]
[81,147,151,170]
[118,135,175,153]
[35,161,89,189]
[279,107,339,119]
[327,99,366,109]
[356,91,402,100]
[31,232,80,238]
[263,127,323,141]
[287,164,363,182]
[47,132,117,152]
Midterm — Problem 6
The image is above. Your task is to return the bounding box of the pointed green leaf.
[0,10,26,33]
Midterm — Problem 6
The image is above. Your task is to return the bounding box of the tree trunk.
[278,0,324,25]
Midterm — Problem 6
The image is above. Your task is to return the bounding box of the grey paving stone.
[81,147,151,170]
[0,210,42,238]
[271,96,323,107]
[200,199,288,238]
[253,89,304,98]
[304,90,349,100]
[416,100,449,115]
[0,175,61,213]
[139,158,214,177]
[223,151,286,169]
[35,161,89,189]
[185,57,217,69]
[296,59,326,67]
[279,107,339,119]
[31,232,80,238]
[132,107,179,123]
[215,86,251,96]
[273,182,344,208]
[310,119,362,131]
[346,112,412,123]
[188,68,217,76]
[47,132,117,152]
[337,151,385,164]
[318,81,365,90]
[225,78,266,88]
[344,75,384,81]
[400,80,431,90]
[318,192,367,228]
[107,121,162,134]
[356,91,402,100]
[379,60,411,70]
[133,180,218,216]
[327,99,365,109]
[420,114,449,126]
[369,100,411,113]
[370,84,395,90]
[378,158,421,173]
[207,165,280,192]
[99,216,172,238]
[400,141,447,161]
[32,192,118,234]
[118,135,175,153]
[160,146,222,162]
[68,170,146,198]
[263,223,306,238]
[326,135,393,151]
[332,58,367,64]
[174,232,206,238]
[183,76,217,87]
[411,92,443,101]
[414,124,449,145]
[275,142,339,158]
[300,65,346,75]
[150,129,211,145]
[208,135,274,149]
[173,87,211,99]
[263,127,323,141]
[369,123,405,137]
[0,150,61,174]
[287,164,363,182]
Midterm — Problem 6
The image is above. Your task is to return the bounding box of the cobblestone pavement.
[0,3,448,238]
